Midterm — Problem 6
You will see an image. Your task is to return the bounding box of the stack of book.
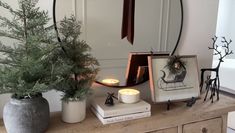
[90,97,151,125]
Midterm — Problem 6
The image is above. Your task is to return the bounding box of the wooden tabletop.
[1,93,235,133]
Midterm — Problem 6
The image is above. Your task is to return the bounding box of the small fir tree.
[53,16,99,101]
[0,0,58,99]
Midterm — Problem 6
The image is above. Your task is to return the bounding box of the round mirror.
[53,0,183,87]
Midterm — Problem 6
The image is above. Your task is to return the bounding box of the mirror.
[53,0,183,87]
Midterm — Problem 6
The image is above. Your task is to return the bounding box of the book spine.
[103,111,151,124]
[91,107,151,125]
[91,103,105,117]
[91,103,151,118]
[103,106,151,118]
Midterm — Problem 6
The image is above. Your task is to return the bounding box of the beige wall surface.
[75,0,183,85]
[176,0,219,69]
[0,0,219,118]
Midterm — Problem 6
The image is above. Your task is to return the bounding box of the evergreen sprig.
[165,56,186,75]
[53,16,99,101]
[0,0,58,99]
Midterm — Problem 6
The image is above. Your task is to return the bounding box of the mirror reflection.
[54,0,183,87]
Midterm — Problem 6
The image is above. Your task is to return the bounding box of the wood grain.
[0,94,235,133]
[183,117,222,133]
[147,127,177,133]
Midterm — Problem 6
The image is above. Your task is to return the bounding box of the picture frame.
[136,66,148,83]
[148,55,200,103]
[125,52,170,86]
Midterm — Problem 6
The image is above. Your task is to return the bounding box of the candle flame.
[102,78,120,85]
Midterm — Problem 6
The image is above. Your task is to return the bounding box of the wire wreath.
[165,56,186,75]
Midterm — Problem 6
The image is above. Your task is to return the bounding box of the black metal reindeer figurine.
[203,75,217,102]
[200,36,233,103]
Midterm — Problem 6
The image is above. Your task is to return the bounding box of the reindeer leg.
[211,87,214,103]
[212,87,216,103]
[200,69,205,92]
[210,86,214,103]
[210,86,213,99]
[204,85,209,101]
[211,96,214,103]
[216,87,219,100]
[213,77,219,101]
[217,76,220,100]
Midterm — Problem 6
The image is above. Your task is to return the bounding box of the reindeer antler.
[221,37,233,61]
[209,36,221,56]
[208,36,233,62]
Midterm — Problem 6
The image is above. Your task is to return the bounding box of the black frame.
[171,0,184,56]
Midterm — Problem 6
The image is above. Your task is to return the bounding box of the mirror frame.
[170,0,183,56]
[52,0,184,88]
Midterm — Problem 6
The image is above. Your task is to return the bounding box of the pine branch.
[0,59,19,67]
[53,15,99,100]
[0,42,14,54]
[0,16,23,32]
[21,3,27,39]
[0,1,21,17]
[0,0,60,98]
[0,30,22,40]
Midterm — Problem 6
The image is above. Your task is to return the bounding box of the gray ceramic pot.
[3,96,50,133]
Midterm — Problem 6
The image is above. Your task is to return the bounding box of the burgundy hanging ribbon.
[121,0,135,45]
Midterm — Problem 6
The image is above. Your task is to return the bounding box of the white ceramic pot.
[61,99,86,123]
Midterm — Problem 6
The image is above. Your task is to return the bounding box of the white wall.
[0,0,219,118]
[177,0,219,69]
[76,0,183,85]
[214,0,235,90]
[214,1,235,129]
[216,0,235,59]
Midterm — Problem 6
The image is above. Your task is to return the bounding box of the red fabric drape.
[121,0,135,45]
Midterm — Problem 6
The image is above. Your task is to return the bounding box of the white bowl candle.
[101,78,120,86]
[118,89,140,104]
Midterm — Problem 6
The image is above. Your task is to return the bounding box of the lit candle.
[118,89,140,104]
[101,78,120,86]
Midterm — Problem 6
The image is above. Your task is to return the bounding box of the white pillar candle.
[101,78,120,86]
[118,89,140,104]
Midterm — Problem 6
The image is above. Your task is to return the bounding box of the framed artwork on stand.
[148,55,200,103]
[125,52,170,86]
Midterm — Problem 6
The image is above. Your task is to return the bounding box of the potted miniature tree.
[0,0,58,132]
[53,16,99,123]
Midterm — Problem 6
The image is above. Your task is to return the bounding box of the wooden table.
[1,94,235,133]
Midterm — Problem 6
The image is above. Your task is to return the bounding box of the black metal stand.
[167,100,171,111]
[186,97,196,107]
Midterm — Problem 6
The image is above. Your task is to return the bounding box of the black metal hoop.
[52,0,184,88]
[53,0,61,43]
[171,0,184,55]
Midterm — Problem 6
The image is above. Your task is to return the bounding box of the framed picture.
[125,52,170,86]
[148,55,200,103]
[136,66,148,83]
